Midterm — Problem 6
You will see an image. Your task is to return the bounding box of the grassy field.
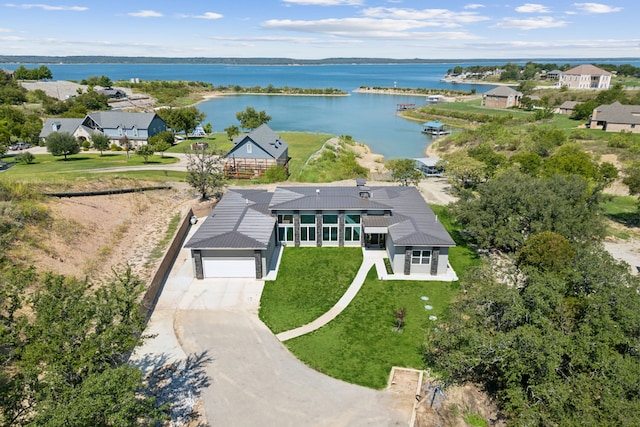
[280,132,333,180]
[259,247,362,334]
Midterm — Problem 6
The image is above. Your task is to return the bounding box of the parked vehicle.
[8,142,31,150]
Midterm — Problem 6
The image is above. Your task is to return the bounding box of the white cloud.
[0,35,25,41]
[4,3,87,11]
[196,12,223,20]
[464,3,485,9]
[573,2,622,13]
[128,10,163,18]
[516,3,551,13]
[361,7,490,24]
[262,18,479,40]
[492,16,568,29]
[0,28,11,32]
[281,0,364,5]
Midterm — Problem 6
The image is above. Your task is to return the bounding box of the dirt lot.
[19,182,199,283]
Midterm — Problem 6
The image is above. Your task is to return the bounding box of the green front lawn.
[259,247,362,333]
[286,268,459,389]
[1,152,179,177]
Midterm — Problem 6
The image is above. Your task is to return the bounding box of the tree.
[516,231,575,273]
[185,147,227,200]
[441,150,487,190]
[451,170,605,252]
[235,106,271,130]
[45,132,80,160]
[517,79,537,96]
[0,266,169,426]
[385,158,422,186]
[91,133,110,155]
[159,107,205,139]
[224,125,239,141]
[136,144,154,163]
[148,130,174,157]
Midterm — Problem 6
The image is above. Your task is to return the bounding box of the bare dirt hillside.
[15,181,198,283]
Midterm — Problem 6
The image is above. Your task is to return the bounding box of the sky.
[0,1,638,59]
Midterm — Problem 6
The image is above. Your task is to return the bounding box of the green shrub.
[110,143,122,151]
[81,140,91,151]
[15,151,35,165]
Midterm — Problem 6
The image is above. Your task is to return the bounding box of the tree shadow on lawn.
[131,351,212,426]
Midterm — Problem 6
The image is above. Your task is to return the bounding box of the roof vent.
[316,189,320,195]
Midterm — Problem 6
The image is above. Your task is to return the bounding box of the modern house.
[40,112,167,146]
[482,86,522,109]
[559,64,611,90]
[223,124,290,179]
[589,102,640,133]
[414,158,444,176]
[556,100,579,115]
[184,181,456,280]
[81,111,167,147]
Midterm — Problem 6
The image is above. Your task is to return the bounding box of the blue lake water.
[5,60,640,158]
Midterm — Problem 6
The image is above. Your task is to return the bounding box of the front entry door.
[366,233,386,249]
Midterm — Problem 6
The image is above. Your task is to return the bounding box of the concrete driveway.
[176,309,406,427]
[133,220,407,426]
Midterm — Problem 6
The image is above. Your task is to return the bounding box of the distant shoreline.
[2,55,639,66]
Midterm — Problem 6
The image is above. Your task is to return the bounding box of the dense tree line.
[0,106,42,150]
[12,65,52,80]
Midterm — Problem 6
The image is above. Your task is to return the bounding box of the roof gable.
[225,124,288,159]
[594,102,640,125]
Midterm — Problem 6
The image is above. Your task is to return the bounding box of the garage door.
[203,258,255,278]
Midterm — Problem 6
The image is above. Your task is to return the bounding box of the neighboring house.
[81,111,167,147]
[589,101,640,133]
[97,87,127,99]
[545,70,562,81]
[39,118,93,143]
[556,100,579,115]
[184,181,456,280]
[482,86,522,109]
[559,64,611,90]
[223,124,290,179]
[414,157,444,176]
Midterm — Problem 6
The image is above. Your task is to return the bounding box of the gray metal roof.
[270,187,392,211]
[83,111,160,130]
[187,184,455,250]
[40,118,84,138]
[184,189,275,250]
[225,124,288,160]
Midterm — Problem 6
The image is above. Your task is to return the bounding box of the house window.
[247,142,252,154]
[322,214,338,242]
[300,214,316,242]
[277,214,294,243]
[411,250,431,265]
[344,214,361,242]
